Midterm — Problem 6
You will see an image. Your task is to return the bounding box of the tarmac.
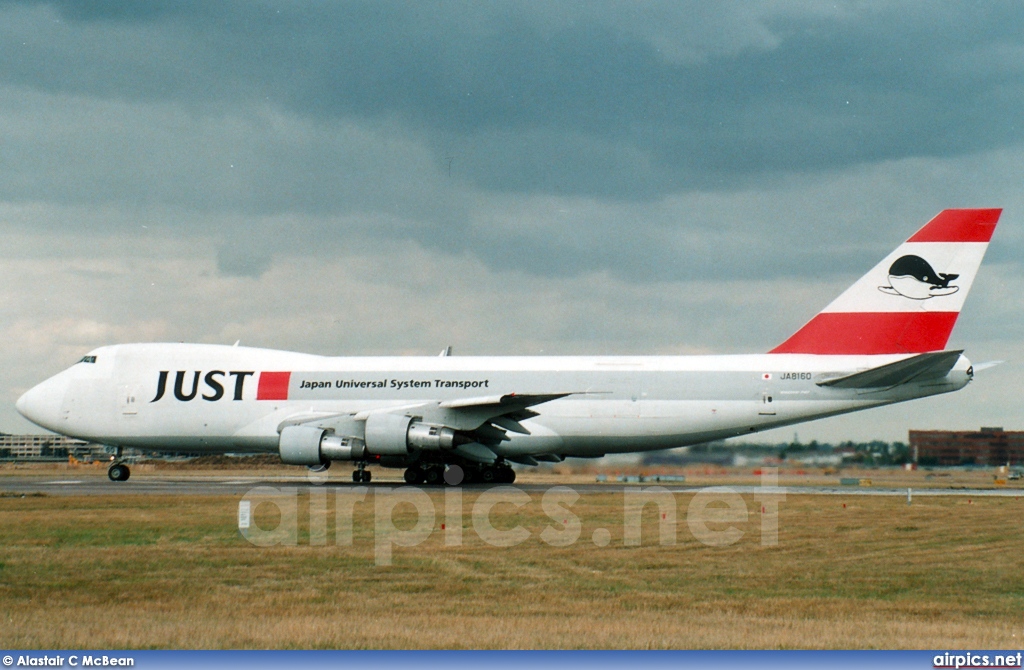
[1,472,1021,497]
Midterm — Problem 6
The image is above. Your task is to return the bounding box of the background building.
[0,433,96,460]
[910,427,1024,466]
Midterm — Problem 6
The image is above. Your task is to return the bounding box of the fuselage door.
[758,373,776,416]
[119,385,140,416]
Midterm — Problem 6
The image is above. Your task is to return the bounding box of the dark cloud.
[0,1,1022,285]
[3,1,1024,202]
[11,0,207,21]
[216,242,271,278]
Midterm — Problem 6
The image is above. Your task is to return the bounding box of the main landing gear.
[352,461,371,483]
[403,464,444,485]
[475,464,515,484]
[403,463,515,485]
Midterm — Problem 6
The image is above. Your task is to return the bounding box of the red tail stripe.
[906,209,1000,243]
[257,371,291,400]
[770,312,959,355]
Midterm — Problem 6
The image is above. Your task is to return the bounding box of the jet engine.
[278,414,469,466]
[278,425,367,465]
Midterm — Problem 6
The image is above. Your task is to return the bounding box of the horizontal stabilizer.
[972,360,1003,373]
[817,350,963,389]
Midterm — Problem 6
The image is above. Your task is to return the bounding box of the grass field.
[1,484,1022,649]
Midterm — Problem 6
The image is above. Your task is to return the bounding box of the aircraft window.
[79,356,97,364]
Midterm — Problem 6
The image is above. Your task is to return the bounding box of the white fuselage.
[16,343,972,458]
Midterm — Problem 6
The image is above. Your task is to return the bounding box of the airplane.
[15,208,1001,485]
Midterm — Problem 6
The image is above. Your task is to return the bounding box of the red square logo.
[257,371,291,400]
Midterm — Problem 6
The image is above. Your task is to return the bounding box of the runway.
[1,473,1021,497]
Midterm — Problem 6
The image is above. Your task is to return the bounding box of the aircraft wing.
[816,350,964,389]
[287,392,575,463]
[394,392,578,462]
[412,392,574,435]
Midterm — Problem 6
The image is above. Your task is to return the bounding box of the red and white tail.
[771,209,1001,355]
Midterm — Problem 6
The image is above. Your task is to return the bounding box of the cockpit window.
[79,356,97,364]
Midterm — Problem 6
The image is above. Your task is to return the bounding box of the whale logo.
[878,255,959,300]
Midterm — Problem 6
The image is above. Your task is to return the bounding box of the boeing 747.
[16,209,1001,484]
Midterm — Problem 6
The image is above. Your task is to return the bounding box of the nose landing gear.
[107,446,130,482]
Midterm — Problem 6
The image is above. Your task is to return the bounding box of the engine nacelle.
[278,425,367,466]
[363,413,413,455]
[363,414,464,453]
[279,416,466,466]
[321,434,368,461]
[407,422,457,450]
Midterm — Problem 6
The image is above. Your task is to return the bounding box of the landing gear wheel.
[481,467,497,483]
[361,470,371,483]
[424,467,442,485]
[502,468,516,484]
[108,463,130,482]
[443,465,465,486]
[404,467,424,485]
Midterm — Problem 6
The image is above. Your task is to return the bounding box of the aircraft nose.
[16,376,68,431]
[15,390,28,415]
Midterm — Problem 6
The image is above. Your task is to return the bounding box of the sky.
[1,0,1022,443]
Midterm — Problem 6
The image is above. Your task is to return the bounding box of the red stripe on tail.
[770,312,959,355]
[906,209,1000,243]
[257,371,291,400]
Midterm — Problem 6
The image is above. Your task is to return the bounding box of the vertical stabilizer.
[771,209,1000,355]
